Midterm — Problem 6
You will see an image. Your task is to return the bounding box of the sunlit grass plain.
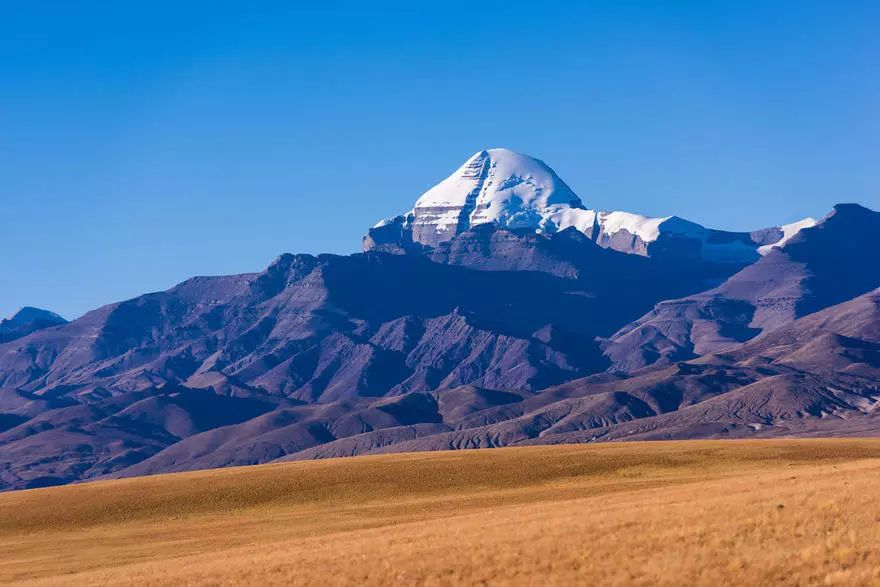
[3,439,880,585]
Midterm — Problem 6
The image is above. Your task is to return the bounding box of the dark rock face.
[1,205,878,491]
[362,214,429,255]
[0,227,722,406]
[750,226,785,246]
[284,288,880,455]
[0,307,66,343]
[602,204,880,372]
[365,212,774,264]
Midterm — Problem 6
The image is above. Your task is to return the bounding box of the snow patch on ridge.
[595,211,671,243]
[545,208,597,234]
[547,209,673,244]
[758,217,818,255]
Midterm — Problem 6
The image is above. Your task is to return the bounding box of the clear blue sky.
[2,1,878,319]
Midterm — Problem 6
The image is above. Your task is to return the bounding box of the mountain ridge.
[365,148,815,263]
[0,307,67,344]
[602,203,880,372]
[0,148,877,490]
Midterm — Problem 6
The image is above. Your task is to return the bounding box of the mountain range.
[1,148,878,490]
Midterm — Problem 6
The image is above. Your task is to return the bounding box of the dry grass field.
[3,440,880,586]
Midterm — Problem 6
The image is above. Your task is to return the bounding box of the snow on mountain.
[366,148,810,263]
[592,211,672,243]
[602,204,880,372]
[757,217,818,255]
[390,148,583,247]
[547,210,756,262]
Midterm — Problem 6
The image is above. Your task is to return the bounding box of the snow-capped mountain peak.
[369,147,721,254]
[400,148,583,246]
[415,148,582,209]
[365,148,813,264]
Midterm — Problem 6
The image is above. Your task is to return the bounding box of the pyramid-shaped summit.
[412,148,585,242]
[370,148,585,249]
[365,148,819,263]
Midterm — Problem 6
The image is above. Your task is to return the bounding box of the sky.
[1,1,878,319]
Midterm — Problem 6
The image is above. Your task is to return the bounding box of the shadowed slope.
[603,204,880,371]
[3,288,878,488]
[0,307,66,344]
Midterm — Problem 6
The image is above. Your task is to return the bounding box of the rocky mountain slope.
[0,148,877,490]
[602,204,880,372]
[0,307,66,343]
[0,234,711,406]
[7,287,874,489]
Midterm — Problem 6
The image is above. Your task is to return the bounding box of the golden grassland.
[3,439,880,585]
